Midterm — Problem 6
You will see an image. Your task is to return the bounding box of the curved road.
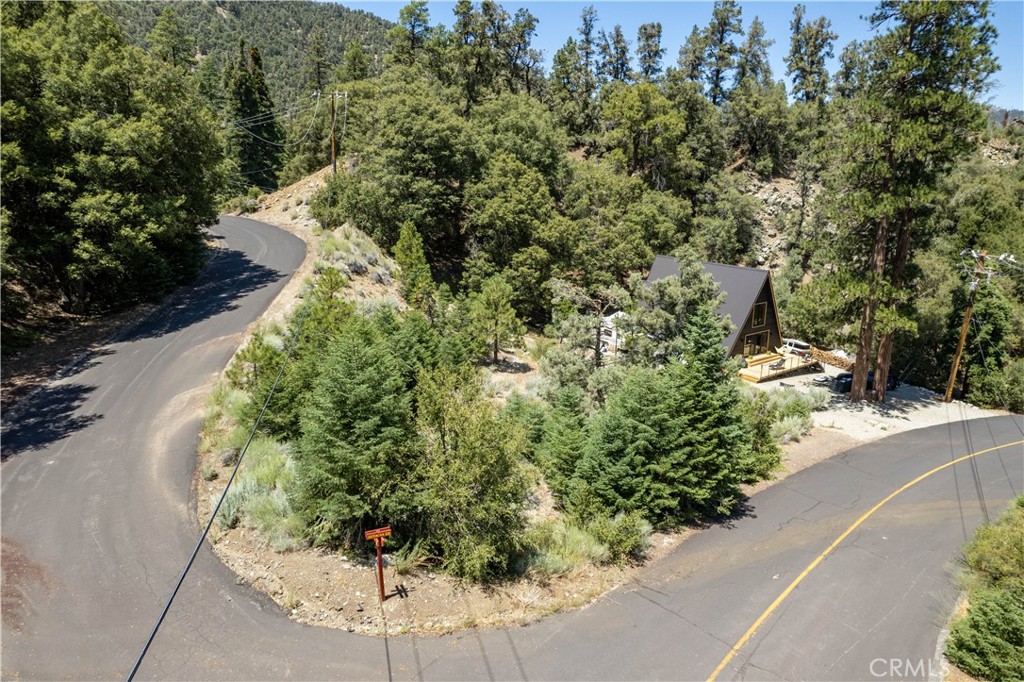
[3,217,1022,681]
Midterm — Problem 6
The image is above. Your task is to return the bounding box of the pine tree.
[387,0,431,67]
[467,275,526,363]
[339,41,370,81]
[302,26,331,92]
[703,0,743,106]
[635,22,665,81]
[598,25,632,84]
[417,368,530,580]
[734,17,773,87]
[785,5,837,105]
[394,221,435,314]
[833,0,997,401]
[225,39,283,191]
[676,25,708,84]
[147,6,191,70]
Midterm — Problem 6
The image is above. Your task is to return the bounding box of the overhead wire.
[227,90,324,148]
[222,96,319,128]
[126,279,321,681]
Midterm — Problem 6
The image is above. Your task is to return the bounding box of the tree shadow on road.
[1,383,100,461]
[114,240,288,343]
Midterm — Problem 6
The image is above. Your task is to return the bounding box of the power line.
[222,95,319,128]
[228,91,324,148]
[126,290,319,681]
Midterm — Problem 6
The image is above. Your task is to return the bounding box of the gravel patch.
[750,363,1009,443]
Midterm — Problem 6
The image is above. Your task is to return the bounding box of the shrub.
[803,387,831,412]
[737,390,783,483]
[200,461,218,481]
[523,520,609,578]
[946,497,1024,681]
[216,475,261,529]
[586,512,652,563]
[963,497,1024,593]
[946,586,1024,682]
[771,414,813,443]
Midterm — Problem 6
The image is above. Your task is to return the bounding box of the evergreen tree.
[147,6,191,70]
[598,25,632,84]
[618,252,721,366]
[387,0,431,66]
[600,82,688,191]
[394,222,435,313]
[417,368,531,581]
[339,41,370,81]
[785,5,837,105]
[832,0,997,401]
[734,17,773,86]
[676,25,708,84]
[0,2,225,316]
[549,38,593,143]
[703,0,743,106]
[537,386,589,500]
[467,275,526,363]
[726,78,793,177]
[293,319,418,547]
[465,152,555,267]
[302,26,331,92]
[225,39,283,190]
[635,22,665,80]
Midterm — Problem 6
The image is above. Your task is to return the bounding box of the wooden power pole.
[330,91,337,176]
[943,250,1010,402]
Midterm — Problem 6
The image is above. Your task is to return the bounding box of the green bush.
[971,358,1024,414]
[946,586,1024,682]
[946,497,1024,681]
[586,512,652,563]
[736,390,783,483]
[523,520,609,578]
[963,497,1024,593]
[216,475,261,529]
[771,414,813,443]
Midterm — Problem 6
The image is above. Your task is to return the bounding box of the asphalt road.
[2,216,1022,681]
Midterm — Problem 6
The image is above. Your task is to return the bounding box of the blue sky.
[340,1,1024,110]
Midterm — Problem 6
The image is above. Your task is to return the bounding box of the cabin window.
[752,302,767,327]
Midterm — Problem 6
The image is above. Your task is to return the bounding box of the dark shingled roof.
[647,255,770,354]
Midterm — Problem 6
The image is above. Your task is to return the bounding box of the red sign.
[364,526,392,541]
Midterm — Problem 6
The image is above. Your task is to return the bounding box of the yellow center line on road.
[706,438,1024,682]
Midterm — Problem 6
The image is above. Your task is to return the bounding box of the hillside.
[100,0,392,107]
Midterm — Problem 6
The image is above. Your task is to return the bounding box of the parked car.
[833,371,899,394]
[780,338,812,358]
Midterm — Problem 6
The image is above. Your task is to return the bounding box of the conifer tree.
[676,25,708,84]
[339,41,370,81]
[467,275,526,363]
[394,221,435,314]
[293,320,417,547]
[302,26,331,92]
[703,0,743,105]
[147,6,191,70]
[832,0,996,401]
[734,17,773,86]
[635,22,665,80]
[598,25,632,83]
[225,39,283,190]
[537,386,589,500]
[785,5,837,105]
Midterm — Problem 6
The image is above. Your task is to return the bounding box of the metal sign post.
[364,526,392,602]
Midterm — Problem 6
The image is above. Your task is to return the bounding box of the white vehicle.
[779,338,812,357]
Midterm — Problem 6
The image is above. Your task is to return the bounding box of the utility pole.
[330,91,337,176]
[328,91,348,177]
[943,250,1015,402]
